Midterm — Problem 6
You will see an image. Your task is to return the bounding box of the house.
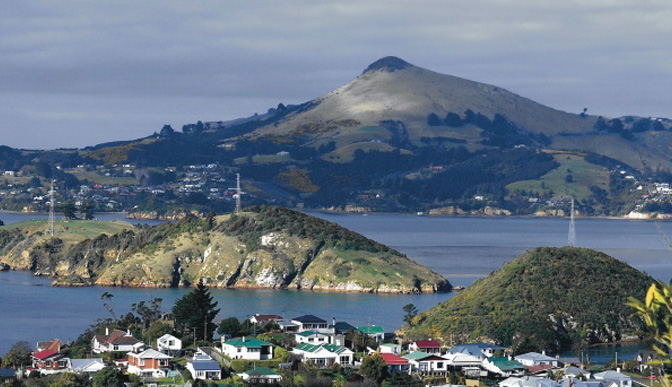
[380,343,402,355]
[250,314,285,324]
[358,325,384,342]
[157,334,182,353]
[292,315,329,333]
[593,371,632,387]
[0,369,16,382]
[92,328,144,353]
[221,337,274,360]
[499,376,559,387]
[403,352,448,376]
[292,343,354,367]
[68,358,106,377]
[31,349,69,375]
[482,357,525,377]
[127,348,172,378]
[445,343,506,367]
[332,321,358,335]
[186,351,221,381]
[380,353,411,374]
[409,340,441,354]
[514,352,561,368]
[36,339,66,353]
[238,367,283,384]
[295,331,331,345]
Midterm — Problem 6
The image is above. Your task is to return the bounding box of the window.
[437,362,444,369]
[308,338,314,342]
[114,345,119,350]
[237,348,241,352]
[340,356,350,364]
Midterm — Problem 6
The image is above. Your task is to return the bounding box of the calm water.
[1,212,671,358]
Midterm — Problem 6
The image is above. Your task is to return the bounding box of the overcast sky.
[2,0,671,149]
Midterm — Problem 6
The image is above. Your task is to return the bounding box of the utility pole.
[229,173,244,214]
[568,198,576,247]
[48,179,55,236]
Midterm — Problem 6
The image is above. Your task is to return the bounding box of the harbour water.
[1,212,671,359]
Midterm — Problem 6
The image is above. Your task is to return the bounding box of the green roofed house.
[292,343,354,367]
[402,352,448,376]
[295,331,331,345]
[221,337,274,360]
[358,325,385,342]
[238,367,283,384]
[482,357,526,377]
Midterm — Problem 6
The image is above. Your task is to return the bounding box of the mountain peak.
[363,56,413,74]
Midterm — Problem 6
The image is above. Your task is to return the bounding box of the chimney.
[542,350,546,355]
[105,327,109,335]
[243,336,246,342]
[127,328,131,336]
[333,317,336,326]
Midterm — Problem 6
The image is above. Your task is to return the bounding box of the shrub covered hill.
[404,247,652,352]
[0,206,450,293]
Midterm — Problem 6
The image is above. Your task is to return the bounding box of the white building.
[292,343,354,367]
[221,337,274,360]
[157,334,182,353]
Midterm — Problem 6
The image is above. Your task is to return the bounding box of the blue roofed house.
[292,315,330,333]
[186,350,221,381]
[0,369,16,382]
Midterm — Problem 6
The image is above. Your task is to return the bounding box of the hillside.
[0,206,450,293]
[3,56,672,217]
[404,247,652,352]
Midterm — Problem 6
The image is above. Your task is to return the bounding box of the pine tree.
[172,279,220,342]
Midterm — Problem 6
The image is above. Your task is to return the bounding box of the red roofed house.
[31,349,68,375]
[92,328,144,354]
[409,340,441,354]
[36,339,66,353]
[380,353,411,374]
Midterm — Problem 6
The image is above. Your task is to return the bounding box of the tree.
[383,371,423,387]
[172,279,220,342]
[92,366,125,387]
[445,112,463,127]
[61,202,77,220]
[2,341,32,368]
[132,297,163,330]
[403,303,418,326]
[217,317,242,337]
[359,354,387,383]
[80,201,94,220]
[159,124,175,137]
[628,283,672,387]
[427,113,441,126]
[100,292,116,320]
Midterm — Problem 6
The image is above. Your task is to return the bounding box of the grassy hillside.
[0,207,450,293]
[405,247,652,352]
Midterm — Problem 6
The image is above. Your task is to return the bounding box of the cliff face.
[0,207,450,293]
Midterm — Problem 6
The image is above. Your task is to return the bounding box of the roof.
[488,357,525,371]
[294,343,347,354]
[189,360,221,371]
[32,349,60,361]
[358,325,384,334]
[403,352,432,361]
[297,331,329,337]
[413,340,441,348]
[129,348,172,360]
[224,337,272,349]
[448,343,506,357]
[69,358,104,372]
[95,329,141,346]
[242,367,279,376]
[515,352,559,363]
[594,371,631,381]
[0,369,16,378]
[526,364,554,374]
[380,353,409,365]
[157,334,180,342]
[252,314,284,322]
[332,321,357,332]
[292,315,327,323]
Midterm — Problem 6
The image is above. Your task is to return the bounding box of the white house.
[514,352,561,368]
[292,315,330,333]
[499,376,559,387]
[68,358,106,377]
[379,343,401,355]
[186,351,221,381]
[157,334,182,353]
[482,357,525,377]
[593,370,632,387]
[92,328,144,354]
[295,331,331,345]
[221,337,274,360]
[403,352,448,376]
[292,343,354,367]
[238,367,283,384]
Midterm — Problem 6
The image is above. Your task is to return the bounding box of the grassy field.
[234,153,293,165]
[506,152,609,201]
[1,219,133,244]
[67,169,139,185]
[321,141,413,163]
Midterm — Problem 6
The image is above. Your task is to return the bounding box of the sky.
[2,0,671,150]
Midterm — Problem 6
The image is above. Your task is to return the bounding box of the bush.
[230,358,282,372]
